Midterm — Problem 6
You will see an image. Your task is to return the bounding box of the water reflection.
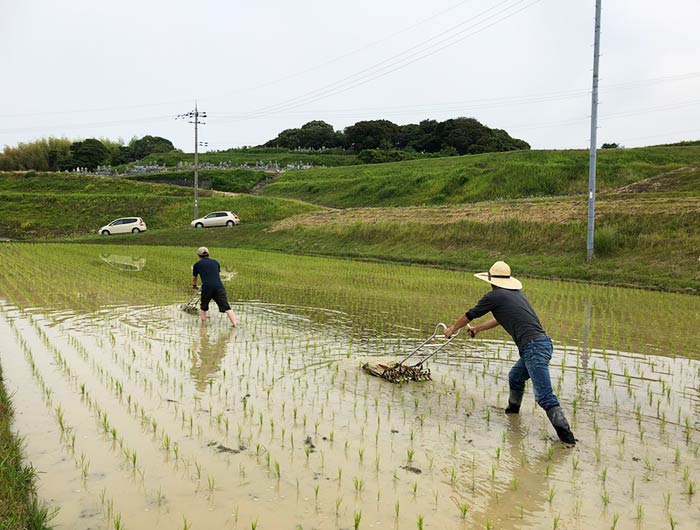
[99,253,146,272]
[190,325,236,392]
[478,416,569,528]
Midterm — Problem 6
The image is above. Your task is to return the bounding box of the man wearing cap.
[444,261,576,445]
[192,247,238,327]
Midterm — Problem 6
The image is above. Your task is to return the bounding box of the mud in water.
[0,301,699,530]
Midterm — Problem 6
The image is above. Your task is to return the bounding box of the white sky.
[2,0,700,152]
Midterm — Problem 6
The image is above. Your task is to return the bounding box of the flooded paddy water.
[0,244,699,530]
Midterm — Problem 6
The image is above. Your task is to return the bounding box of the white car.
[98,217,147,235]
[191,211,240,228]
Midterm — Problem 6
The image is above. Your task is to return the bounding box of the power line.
[221,0,543,123]
[176,105,207,219]
[0,0,478,120]
[200,0,479,102]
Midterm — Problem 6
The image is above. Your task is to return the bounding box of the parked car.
[191,211,240,228]
[98,217,147,235]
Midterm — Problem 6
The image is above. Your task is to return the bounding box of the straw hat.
[197,246,209,257]
[474,261,522,290]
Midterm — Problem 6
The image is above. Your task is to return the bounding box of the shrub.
[594,225,624,257]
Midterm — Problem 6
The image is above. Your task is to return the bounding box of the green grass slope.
[0,172,319,239]
[261,146,700,207]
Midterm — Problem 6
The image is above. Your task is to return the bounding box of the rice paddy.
[0,243,698,529]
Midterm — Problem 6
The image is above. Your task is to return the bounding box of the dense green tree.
[344,120,400,151]
[270,128,302,149]
[471,128,529,153]
[415,120,443,152]
[130,135,175,160]
[264,121,343,149]
[261,116,527,157]
[69,138,109,170]
[47,141,74,170]
[0,137,73,171]
[396,123,421,150]
[0,135,177,170]
[441,117,488,155]
[298,121,341,148]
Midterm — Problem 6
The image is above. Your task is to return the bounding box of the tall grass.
[261,146,700,207]
[0,364,55,529]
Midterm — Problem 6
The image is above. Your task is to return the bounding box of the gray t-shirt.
[466,288,546,350]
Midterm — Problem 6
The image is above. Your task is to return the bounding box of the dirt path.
[616,164,700,193]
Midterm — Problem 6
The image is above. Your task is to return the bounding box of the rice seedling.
[353,477,364,493]
[1,244,699,530]
[552,514,560,530]
[353,511,362,530]
[208,475,216,495]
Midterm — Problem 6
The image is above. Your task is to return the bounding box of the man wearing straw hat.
[444,261,576,445]
[192,247,238,327]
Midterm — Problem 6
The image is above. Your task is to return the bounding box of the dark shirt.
[193,257,224,290]
[466,288,546,350]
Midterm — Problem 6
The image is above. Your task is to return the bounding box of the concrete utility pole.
[587,0,602,261]
[176,104,207,219]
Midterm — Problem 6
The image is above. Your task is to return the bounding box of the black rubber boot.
[546,406,576,445]
[504,388,524,414]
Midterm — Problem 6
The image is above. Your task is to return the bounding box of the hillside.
[260,146,700,207]
[0,171,319,238]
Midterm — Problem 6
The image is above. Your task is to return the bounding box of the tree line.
[1,116,529,171]
[0,135,175,171]
[263,117,530,158]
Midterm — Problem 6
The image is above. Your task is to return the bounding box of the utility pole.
[586,0,602,261]
[176,104,207,219]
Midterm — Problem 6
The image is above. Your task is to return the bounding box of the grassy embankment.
[0,364,54,530]
[0,171,319,238]
[260,145,700,206]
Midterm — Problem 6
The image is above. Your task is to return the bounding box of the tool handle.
[435,322,460,339]
[396,323,459,366]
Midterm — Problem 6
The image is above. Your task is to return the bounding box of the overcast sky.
[2,0,700,152]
